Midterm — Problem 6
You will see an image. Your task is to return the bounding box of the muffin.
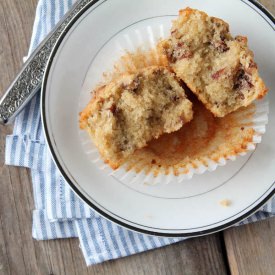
[160,8,268,117]
[79,66,193,169]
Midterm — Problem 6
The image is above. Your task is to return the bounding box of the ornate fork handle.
[0,0,96,125]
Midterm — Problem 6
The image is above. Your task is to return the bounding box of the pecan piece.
[233,69,254,90]
[108,104,117,114]
[168,42,193,63]
[248,60,257,69]
[236,91,245,100]
[212,40,229,53]
[246,60,258,74]
[211,68,225,80]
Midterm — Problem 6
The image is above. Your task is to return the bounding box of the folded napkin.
[5,0,275,265]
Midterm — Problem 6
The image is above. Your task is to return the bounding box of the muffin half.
[79,66,193,169]
[160,8,267,117]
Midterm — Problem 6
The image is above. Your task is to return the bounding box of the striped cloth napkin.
[5,0,275,266]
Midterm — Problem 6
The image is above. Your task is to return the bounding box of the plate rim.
[41,0,275,237]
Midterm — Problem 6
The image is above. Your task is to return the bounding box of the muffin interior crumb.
[161,8,267,117]
[80,67,193,168]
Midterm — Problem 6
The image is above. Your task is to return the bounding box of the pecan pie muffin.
[79,66,193,169]
[160,8,267,117]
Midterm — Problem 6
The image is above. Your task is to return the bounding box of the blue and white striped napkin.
[5,0,275,265]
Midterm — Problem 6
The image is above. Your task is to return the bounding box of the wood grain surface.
[0,0,274,274]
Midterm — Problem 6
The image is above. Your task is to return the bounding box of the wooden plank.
[0,4,36,268]
[223,1,275,274]
[224,218,275,275]
[42,234,228,275]
[0,1,48,274]
[90,234,228,275]
[259,0,275,12]
[0,216,11,275]
[0,167,29,274]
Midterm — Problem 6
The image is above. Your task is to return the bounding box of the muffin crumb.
[219,199,232,207]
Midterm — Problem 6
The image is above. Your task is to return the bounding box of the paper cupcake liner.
[112,97,268,184]
[100,47,169,85]
[79,30,269,184]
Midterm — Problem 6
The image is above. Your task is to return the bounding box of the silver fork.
[0,0,97,125]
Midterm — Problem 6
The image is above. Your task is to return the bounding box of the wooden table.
[0,1,274,274]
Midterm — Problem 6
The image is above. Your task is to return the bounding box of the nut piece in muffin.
[160,8,267,117]
[79,66,193,169]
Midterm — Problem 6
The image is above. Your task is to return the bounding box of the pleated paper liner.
[99,47,169,86]
[112,96,268,184]
[79,48,269,184]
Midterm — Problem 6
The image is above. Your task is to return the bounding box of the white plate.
[42,0,275,236]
